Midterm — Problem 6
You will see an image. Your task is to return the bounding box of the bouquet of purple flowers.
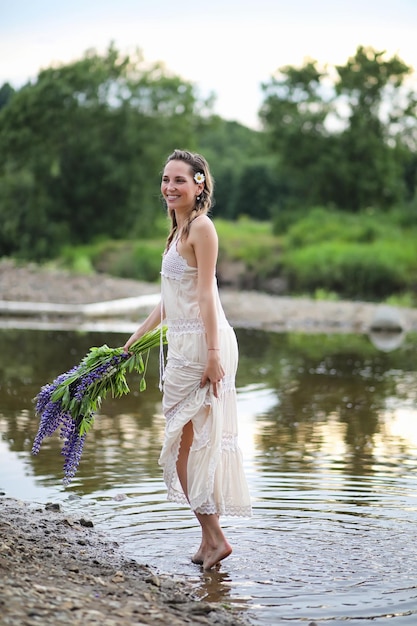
[32,327,166,485]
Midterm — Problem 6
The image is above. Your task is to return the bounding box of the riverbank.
[1,259,417,333]
[0,497,249,626]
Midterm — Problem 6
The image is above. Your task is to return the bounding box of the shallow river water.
[1,327,417,625]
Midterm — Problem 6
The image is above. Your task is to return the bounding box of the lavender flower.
[35,366,78,414]
[32,366,80,455]
[61,423,87,485]
[72,353,128,401]
[32,327,166,485]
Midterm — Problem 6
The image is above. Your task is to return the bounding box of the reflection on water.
[1,328,417,624]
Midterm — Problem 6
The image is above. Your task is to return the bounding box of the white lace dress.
[158,238,252,517]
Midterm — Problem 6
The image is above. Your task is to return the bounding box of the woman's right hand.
[121,300,163,354]
[122,332,140,354]
[122,341,132,354]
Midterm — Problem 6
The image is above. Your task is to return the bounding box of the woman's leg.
[176,421,209,564]
[176,420,193,498]
[176,421,232,569]
[195,512,232,570]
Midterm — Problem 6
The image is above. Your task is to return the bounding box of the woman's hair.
[163,149,214,250]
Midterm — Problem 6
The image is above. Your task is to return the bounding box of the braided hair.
[163,149,214,251]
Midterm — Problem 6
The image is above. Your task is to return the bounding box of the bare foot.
[203,542,232,570]
[191,548,204,565]
[192,539,208,565]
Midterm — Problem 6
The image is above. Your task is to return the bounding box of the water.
[1,327,417,625]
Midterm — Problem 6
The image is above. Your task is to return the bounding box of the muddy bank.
[0,497,249,626]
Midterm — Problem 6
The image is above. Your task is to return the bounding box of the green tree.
[0,83,15,110]
[196,117,269,218]
[331,46,413,210]
[228,158,282,220]
[0,45,205,260]
[260,60,332,210]
[260,46,417,216]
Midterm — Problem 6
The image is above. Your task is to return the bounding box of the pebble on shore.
[0,496,249,626]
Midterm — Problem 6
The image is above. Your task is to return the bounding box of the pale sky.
[1,0,417,128]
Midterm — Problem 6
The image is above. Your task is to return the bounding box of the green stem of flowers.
[55,326,167,437]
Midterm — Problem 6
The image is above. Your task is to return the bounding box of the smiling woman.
[123,149,252,571]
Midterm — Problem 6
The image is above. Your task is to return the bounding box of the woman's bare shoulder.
[190,214,217,237]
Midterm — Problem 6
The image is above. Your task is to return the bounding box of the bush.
[54,215,417,302]
[385,292,417,308]
[108,241,163,282]
[283,207,401,249]
[271,206,309,235]
[215,217,280,272]
[283,239,416,299]
[60,238,165,282]
[91,240,164,282]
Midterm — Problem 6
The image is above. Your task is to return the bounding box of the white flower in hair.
[194,172,205,184]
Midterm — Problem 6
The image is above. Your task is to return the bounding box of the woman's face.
[161,160,201,213]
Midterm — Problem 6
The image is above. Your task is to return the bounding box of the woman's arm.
[189,217,225,397]
[123,300,164,353]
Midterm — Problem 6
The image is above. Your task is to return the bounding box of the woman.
[123,149,251,570]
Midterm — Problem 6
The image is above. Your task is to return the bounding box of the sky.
[1,0,417,129]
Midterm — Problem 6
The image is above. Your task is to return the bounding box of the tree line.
[0,44,416,261]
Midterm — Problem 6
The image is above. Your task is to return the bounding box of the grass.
[51,211,417,304]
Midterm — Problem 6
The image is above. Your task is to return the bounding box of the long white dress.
[158,237,252,517]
